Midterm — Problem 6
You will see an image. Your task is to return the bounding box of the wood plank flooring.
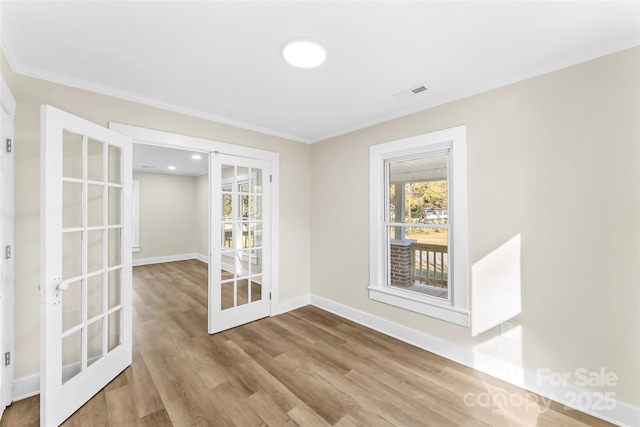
[2,259,614,426]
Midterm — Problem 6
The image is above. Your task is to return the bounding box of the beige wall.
[3,54,312,379]
[311,47,640,406]
[132,171,199,260]
[196,173,209,257]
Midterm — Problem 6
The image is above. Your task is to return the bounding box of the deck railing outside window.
[410,243,448,287]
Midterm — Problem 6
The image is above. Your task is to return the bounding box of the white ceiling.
[2,1,639,143]
[133,143,208,176]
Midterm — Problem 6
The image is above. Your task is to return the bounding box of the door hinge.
[5,138,11,153]
[4,245,10,260]
[269,174,272,183]
[269,292,272,300]
[4,352,9,366]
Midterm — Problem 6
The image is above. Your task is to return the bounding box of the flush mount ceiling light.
[192,154,202,160]
[168,165,176,170]
[282,38,326,68]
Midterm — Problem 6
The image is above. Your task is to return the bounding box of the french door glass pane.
[221,281,234,310]
[251,249,262,274]
[241,194,250,218]
[63,131,83,179]
[108,145,121,184]
[87,230,103,274]
[87,184,103,227]
[108,269,121,309]
[221,268,234,282]
[61,329,82,385]
[108,229,121,267]
[253,195,262,220]
[108,310,121,352]
[221,166,233,191]
[252,171,263,194]
[251,278,262,302]
[62,232,82,280]
[87,139,104,182]
[222,223,233,249]
[252,222,263,248]
[63,182,82,229]
[87,274,104,319]
[108,187,121,225]
[222,193,232,219]
[237,278,249,307]
[237,166,248,180]
[87,319,103,367]
[240,222,251,248]
[61,280,82,332]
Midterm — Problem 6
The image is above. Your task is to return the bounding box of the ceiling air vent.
[394,84,429,100]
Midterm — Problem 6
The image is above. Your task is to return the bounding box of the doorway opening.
[132,143,210,330]
[113,122,279,335]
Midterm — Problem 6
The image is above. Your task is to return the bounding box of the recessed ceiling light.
[192,154,202,160]
[168,165,176,170]
[282,38,326,68]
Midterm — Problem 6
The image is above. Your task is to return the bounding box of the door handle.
[51,277,64,306]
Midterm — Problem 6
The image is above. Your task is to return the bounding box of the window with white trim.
[369,126,469,326]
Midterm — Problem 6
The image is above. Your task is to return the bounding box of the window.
[369,126,469,326]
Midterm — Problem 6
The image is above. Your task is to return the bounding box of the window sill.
[368,286,469,326]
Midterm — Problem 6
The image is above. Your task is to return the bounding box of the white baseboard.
[276,294,310,315]
[194,253,209,264]
[132,253,200,266]
[310,295,639,427]
[12,357,102,403]
[12,374,39,402]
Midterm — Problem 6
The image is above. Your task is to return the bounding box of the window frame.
[369,126,469,326]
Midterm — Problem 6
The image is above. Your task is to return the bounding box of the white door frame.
[0,74,16,416]
[108,123,281,328]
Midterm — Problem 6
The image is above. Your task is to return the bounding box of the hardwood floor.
[2,259,614,426]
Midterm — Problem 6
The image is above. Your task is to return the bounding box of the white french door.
[209,154,271,333]
[40,105,132,426]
